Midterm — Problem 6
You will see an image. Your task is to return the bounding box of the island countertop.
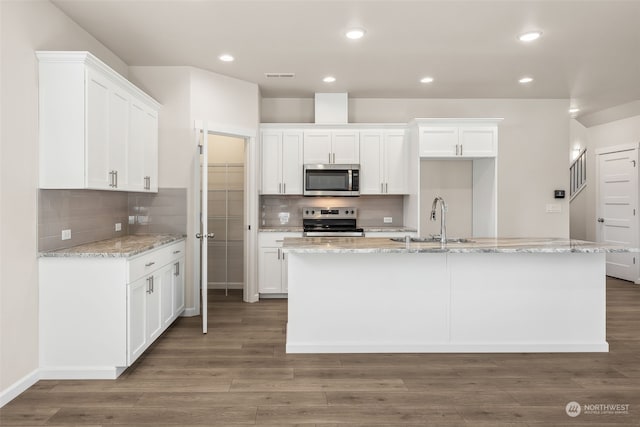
[282,236,636,254]
[39,234,186,258]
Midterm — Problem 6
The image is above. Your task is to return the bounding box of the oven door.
[303,164,359,196]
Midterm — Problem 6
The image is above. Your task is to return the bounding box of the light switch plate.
[61,229,71,240]
[383,217,393,223]
[546,204,562,213]
[115,223,122,231]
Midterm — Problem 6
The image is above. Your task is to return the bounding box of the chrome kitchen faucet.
[430,196,448,244]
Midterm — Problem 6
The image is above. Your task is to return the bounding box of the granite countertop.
[282,237,637,254]
[39,234,186,258]
[258,227,417,233]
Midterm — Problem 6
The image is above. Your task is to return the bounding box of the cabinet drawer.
[259,232,301,247]
[128,240,185,283]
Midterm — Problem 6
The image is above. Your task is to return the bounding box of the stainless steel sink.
[390,237,475,244]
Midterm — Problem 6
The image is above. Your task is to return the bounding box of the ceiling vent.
[264,72,295,78]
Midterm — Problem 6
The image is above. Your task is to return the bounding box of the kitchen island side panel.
[286,250,608,353]
[286,252,449,353]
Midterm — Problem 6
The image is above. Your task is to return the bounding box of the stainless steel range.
[302,207,365,237]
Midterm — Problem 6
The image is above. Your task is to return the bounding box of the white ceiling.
[51,0,640,121]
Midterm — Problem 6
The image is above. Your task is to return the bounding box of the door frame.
[192,120,259,319]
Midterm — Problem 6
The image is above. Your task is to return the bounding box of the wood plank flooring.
[2,277,639,425]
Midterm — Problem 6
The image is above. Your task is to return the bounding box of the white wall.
[0,0,128,402]
[262,98,571,238]
[581,115,640,241]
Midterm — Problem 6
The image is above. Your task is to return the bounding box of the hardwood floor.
[2,277,639,425]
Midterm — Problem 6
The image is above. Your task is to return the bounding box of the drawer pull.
[145,261,155,267]
[173,250,181,254]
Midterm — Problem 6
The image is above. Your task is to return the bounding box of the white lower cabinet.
[259,232,298,296]
[39,239,185,379]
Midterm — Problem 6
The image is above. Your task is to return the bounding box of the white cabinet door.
[304,131,332,163]
[261,131,282,194]
[419,127,459,157]
[109,88,130,190]
[173,258,185,316]
[259,247,283,293]
[129,102,158,192]
[143,108,159,192]
[281,132,303,194]
[127,102,147,192]
[127,276,148,365]
[85,69,111,189]
[160,264,174,328]
[459,126,497,157]
[146,273,162,342]
[359,132,384,194]
[384,131,407,194]
[332,131,359,164]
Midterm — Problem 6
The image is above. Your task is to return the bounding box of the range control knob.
[350,210,355,214]
[344,210,349,214]
[305,210,309,214]
[311,210,315,214]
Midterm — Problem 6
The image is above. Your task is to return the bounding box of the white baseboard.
[0,368,39,408]
[39,366,126,380]
[182,307,199,317]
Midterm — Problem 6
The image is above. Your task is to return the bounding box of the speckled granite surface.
[39,234,185,258]
[258,227,417,233]
[282,237,637,254]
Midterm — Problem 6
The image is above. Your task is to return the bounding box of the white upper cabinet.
[261,129,303,195]
[417,119,499,158]
[37,51,160,192]
[303,130,359,164]
[360,130,407,194]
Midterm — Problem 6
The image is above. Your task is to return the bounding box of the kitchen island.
[283,237,633,354]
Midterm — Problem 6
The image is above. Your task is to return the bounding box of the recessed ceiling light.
[345,28,366,39]
[218,54,234,62]
[519,31,542,42]
[323,76,336,83]
[519,76,534,84]
[569,108,580,114]
[420,76,434,84]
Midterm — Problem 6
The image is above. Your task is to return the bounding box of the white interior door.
[199,125,211,333]
[597,147,639,283]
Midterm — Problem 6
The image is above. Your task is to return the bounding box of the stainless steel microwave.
[303,164,360,196]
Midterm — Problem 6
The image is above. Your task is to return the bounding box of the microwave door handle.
[348,170,352,191]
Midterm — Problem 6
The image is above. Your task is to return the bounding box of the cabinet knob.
[597,218,605,223]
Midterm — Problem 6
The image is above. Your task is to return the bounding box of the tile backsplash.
[260,195,404,227]
[38,188,187,252]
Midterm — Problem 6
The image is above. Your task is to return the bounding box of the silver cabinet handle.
[173,250,181,254]
[109,171,115,187]
[460,145,463,156]
[385,183,388,193]
[278,183,281,193]
[150,276,154,292]
[329,152,332,163]
[455,145,459,156]
[381,183,384,193]
[277,248,281,260]
[283,182,286,193]
[174,262,180,276]
[597,218,605,223]
[145,261,155,267]
[146,277,152,294]
[114,170,118,188]
[333,153,336,163]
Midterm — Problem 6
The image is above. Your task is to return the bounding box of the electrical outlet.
[115,223,122,232]
[383,217,393,223]
[61,229,71,240]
